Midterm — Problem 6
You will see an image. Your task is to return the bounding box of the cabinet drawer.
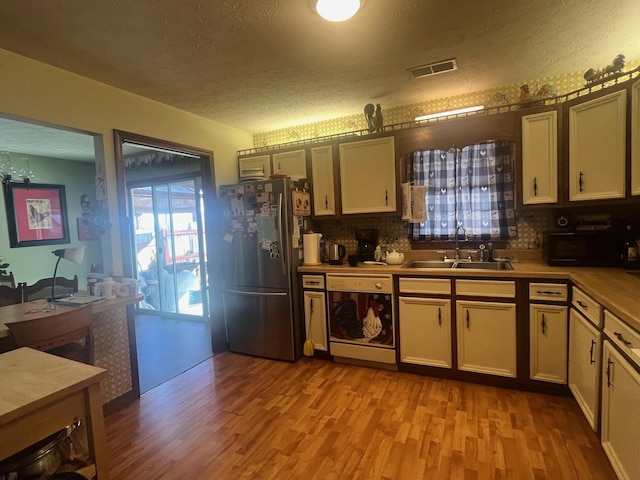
[529,282,568,302]
[399,277,451,295]
[302,275,325,289]
[572,287,602,327]
[604,310,640,368]
[455,279,515,298]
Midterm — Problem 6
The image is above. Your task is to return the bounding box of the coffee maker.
[355,228,378,261]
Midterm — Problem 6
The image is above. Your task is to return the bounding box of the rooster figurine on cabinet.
[364,103,383,133]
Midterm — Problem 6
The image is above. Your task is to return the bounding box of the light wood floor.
[105,353,617,480]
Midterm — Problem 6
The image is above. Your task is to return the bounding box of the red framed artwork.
[4,182,70,247]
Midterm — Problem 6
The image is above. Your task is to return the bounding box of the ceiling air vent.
[408,58,458,79]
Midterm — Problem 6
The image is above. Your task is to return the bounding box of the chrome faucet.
[454,224,468,260]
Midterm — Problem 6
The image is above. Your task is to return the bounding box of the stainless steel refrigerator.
[220,178,309,361]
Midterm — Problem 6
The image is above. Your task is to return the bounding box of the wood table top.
[0,347,106,426]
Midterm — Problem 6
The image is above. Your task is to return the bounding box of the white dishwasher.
[326,273,396,365]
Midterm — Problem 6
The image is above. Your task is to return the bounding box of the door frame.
[114,130,227,354]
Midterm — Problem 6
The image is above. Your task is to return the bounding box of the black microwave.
[544,231,621,267]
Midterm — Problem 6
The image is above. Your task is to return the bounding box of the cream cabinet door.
[238,154,271,178]
[568,308,601,431]
[399,297,451,368]
[272,149,307,179]
[521,110,558,205]
[632,79,640,196]
[310,145,336,216]
[456,300,516,377]
[601,341,640,480]
[530,304,568,383]
[339,136,396,214]
[303,290,327,352]
[568,89,626,201]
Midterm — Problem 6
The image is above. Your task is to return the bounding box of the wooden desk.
[0,347,109,479]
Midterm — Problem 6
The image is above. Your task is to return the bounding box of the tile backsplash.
[313,210,552,256]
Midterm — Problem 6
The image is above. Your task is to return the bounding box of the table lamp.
[50,245,85,301]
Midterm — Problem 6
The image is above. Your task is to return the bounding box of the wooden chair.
[0,283,24,307]
[0,271,16,288]
[6,304,94,364]
[24,275,79,301]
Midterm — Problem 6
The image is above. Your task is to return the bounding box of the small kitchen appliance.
[328,243,346,265]
[355,229,378,262]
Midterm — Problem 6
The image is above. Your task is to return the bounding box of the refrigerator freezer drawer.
[223,289,297,361]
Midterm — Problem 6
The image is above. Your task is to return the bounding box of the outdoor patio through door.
[130,177,207,317]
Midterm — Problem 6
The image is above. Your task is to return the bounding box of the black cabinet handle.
[310,298,314,316]
[325,194,328,209]
[466,310,470,330]
[578,171,584,192]
[576,300,588,308]
[533,177,538,196]
[536,290,562,296]
[606,359,614,387]
[385,190,389,206]
[589,340,596,364]
[614,331,632,346]
[438,307,442,327]
[541,314,546,335]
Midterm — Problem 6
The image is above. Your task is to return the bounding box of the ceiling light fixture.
[315,0,362,22]
[415,105,485,122]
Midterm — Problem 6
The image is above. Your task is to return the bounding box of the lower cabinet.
[530,304,568,383]
[568,308,601,431]
[398,296,451,368]
[303,290,327,352]
[601,341,640,480]
[456,300,517,378]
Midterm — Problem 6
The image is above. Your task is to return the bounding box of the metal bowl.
[0,428,72,478]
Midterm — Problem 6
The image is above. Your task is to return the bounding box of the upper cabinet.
[272,149,307,179]
[632,79,640,196]
[567,89,627,202]
[339,136,397,214]
[310,145,337,217]
[520,109,559,205]
[238,154,271,179]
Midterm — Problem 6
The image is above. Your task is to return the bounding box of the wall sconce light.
[415,105,485,122]
[315,0,362,22]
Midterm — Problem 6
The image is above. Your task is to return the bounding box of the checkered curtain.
[408,140,517,240]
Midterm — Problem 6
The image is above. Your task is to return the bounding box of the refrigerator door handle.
[226,288,288,297]
[277,192,286,276]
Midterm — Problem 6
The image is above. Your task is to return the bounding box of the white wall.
[0,48,252,275]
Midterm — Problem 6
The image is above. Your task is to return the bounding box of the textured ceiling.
[0,0,639,151]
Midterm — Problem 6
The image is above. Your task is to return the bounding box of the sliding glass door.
[130,177,207,317]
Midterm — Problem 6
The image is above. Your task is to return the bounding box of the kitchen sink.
[403,260,513,270]
[404,260,455,269]
[453,261,513,270]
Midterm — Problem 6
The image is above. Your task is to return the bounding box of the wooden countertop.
[299,259,640,333]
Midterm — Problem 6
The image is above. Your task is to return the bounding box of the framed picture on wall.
[4,182,70,247]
